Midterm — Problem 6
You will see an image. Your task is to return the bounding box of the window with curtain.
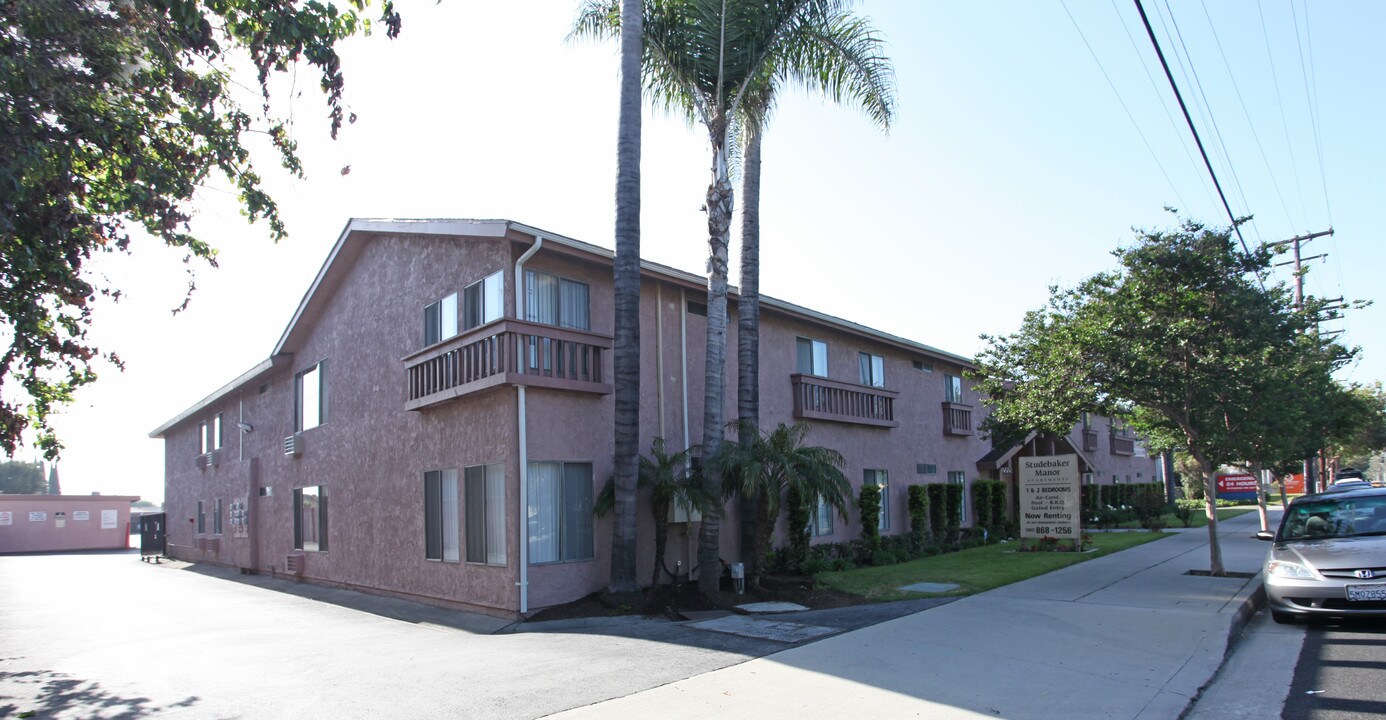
[947,471,967,524]
[527,462,594,563]
[796,337,828,377]
[294,485,327,552]
[424,469,461,562]
[465,463,506,565]
[865,469,889,530]
[463,272,503,330]
[944,374,963,404]
[295,362,326,431]
[812,494,833,536]
[424,292,459,346]
[525,271,589,330]
[859,353,884,387]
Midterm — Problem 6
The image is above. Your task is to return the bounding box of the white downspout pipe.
[515,234,543,615]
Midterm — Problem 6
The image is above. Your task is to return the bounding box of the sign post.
[1019,454,1081,550]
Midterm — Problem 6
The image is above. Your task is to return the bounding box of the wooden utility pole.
[1272,228,1335,494]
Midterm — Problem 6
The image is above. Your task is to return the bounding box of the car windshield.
[1281,496,1386,541]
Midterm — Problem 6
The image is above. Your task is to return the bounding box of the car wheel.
[1271,610,1297,625]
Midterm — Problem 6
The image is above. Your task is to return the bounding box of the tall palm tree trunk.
[697,133,734,595]
[652,498,670,587]
[737,124,763,576]
[608,0,642,594]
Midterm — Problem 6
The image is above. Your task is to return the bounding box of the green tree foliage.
[907,484,929,548]
[1,0,400,457]
[0,460,45,494]
[46,463,60,495]
[975,219,1353,575]
[711,421,848,587]
[857,481,881,551]
[1327,382,1386,469]
[595,437,714,586]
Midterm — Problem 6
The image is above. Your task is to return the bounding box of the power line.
[1059,0,1190,213]
[1132,0,1251,256]
[1156,0,1261,245]
[1292,0,1333,226]
[1258,1,1310,230]
[1198,0,1296,232]
[1107,0,1215,211]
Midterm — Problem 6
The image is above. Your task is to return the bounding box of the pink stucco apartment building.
[151,219,1161,618]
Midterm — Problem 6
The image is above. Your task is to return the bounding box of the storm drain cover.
[687,615,839,644]
[899,581,960,594]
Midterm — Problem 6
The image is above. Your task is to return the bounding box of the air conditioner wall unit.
[195,454,209,470]
[284,434,303,457]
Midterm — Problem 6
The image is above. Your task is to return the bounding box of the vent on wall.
[284,435,303,457]
[208,450,220,467]
[195,454,209,470]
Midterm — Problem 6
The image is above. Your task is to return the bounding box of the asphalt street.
[1283,615,1386,719]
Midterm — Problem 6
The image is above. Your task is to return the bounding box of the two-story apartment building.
[152,219,1161,618]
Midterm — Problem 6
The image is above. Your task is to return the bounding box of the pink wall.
[0,496,138,553]
[157,222,1162,617]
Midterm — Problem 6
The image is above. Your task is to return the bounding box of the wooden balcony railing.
[942,402,974,436]
[1111,434,1135,456]
[1083,428,1099,453]
[790,374,899,428]
[403,319,612,411]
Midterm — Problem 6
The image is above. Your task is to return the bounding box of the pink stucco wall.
[0,495,138,553]
[157,222,1163,617]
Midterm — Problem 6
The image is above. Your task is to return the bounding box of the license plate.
[1346,584,1386,602]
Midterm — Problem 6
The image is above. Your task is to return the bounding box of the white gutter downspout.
[515,234,543,615]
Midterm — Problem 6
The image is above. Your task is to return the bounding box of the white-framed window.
[812,494,834,536]
[424,469,461,562]
[464,272,503,330]
[796,337,828,377]
[865,469,889,530]
[294,485,327,552]
[1082,472,1095,485]
[294,362,326,432]
[423,292,459,346]
[525,271,590,331]
[198,420,208,455]
[948,471,967,523]
[527,462,594,563]
[465,463,507,565]
[196,501,205,534]
[859,353,885,387]
[945,374,964,404]
[213,413,223,451]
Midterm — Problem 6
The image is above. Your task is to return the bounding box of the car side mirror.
[1255,531,1275,541]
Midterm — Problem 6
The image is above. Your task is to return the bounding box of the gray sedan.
[1257,486,1386,624]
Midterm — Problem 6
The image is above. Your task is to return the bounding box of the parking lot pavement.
[0,551,808,719]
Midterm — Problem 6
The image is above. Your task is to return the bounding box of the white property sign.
[1019,454,1080,540]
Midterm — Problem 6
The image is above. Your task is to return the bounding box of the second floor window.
[796,337,828,377]
[423,292,459,346]
[525,271,590,331]
[295,362,326,432]
[859,353,884,387]
[945,374,963,404]
[464,272,503,330]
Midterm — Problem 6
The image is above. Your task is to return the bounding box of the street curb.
[1175,570,1266,720]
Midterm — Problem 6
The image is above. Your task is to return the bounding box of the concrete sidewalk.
[551,510,1275,720]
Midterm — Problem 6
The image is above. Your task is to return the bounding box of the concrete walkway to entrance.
[553,510,1272,720]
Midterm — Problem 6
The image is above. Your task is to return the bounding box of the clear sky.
[39,1,1386,502]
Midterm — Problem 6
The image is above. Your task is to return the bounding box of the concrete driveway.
[0,551,766,718]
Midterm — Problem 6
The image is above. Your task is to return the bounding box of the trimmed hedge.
[971,479,1009,539]
[858,482,882,551]
[943,482,963,545]
[908,484,930,548]
[927,483,948,545]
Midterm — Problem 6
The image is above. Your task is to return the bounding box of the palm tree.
[609,0,645,594]
[711,421,849,586]
[596,437,717,586]
[577,0,893,596]
[733,14,894,561]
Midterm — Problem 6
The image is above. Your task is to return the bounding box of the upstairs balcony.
[942,402,974,436]
[790,374,899,428]
[404,319,612,411]
[1082,428,1100,453]
[1110,433,1135,456]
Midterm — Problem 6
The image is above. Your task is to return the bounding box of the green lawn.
[817,531,1169,602]
[1117,505,1256,530]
